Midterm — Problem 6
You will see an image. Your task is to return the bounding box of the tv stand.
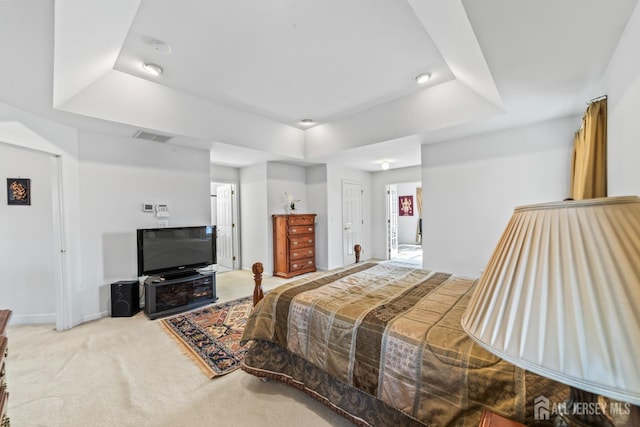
[144,272,217,320]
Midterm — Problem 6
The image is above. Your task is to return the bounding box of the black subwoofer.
[111,280,140,317]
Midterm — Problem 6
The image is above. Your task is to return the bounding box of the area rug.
[160,296,253,378]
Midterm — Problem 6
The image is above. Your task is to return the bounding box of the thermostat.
[142,202,154,212]
[156,204,169,218]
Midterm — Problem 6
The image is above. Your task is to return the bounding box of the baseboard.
[9,313,56,325]
[81,310,108,324]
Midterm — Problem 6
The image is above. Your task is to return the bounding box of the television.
[136,225,216,278]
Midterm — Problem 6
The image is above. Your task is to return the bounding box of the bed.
[240,260,568,426]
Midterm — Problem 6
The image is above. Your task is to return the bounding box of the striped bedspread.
[241,262,566,426]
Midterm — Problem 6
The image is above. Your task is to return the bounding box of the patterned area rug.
[160,296,253,378]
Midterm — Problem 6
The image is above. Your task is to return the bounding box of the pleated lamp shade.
[461,196,640,406]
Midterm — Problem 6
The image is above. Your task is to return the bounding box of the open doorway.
[210,181,240,273]
[386,182,422,266]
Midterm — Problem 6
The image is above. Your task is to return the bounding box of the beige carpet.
[5,269,353,427]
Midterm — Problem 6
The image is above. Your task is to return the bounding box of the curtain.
[570,98,607,200]
[416,187,423,243]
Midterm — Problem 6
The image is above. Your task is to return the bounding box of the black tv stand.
[144,272,217,320]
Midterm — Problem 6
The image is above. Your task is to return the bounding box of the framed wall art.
[399,195,413,216]
[7,178,31,206]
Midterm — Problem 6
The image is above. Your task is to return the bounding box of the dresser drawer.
[289,235,314,248]
[288,224,314,235]
[287,215,314,226]
[290,247,315,260]
[290,258,315,272]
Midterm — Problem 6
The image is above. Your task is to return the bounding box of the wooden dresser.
[0,310,11,427]
[273,214,316,278]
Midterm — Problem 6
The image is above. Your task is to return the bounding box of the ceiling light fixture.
[300,119,314,126]
[381,161,390,170]
[151,40,172,55]
[415,73,431,84]
[142,63,163,77]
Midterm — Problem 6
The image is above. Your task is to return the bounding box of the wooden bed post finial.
[252,262,264,306]
[354,244,361,263]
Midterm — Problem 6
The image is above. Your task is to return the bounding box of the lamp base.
[555,387,613,427]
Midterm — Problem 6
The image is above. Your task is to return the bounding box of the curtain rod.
[587,94,607,104]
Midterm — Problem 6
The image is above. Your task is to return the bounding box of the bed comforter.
[241,262,567,426]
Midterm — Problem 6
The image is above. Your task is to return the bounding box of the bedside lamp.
[461,196,640,425]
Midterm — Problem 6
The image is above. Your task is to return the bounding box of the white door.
[0,144,66,328]
[342,181,363,265]
[386,185,399,260]
[216,184,235,270]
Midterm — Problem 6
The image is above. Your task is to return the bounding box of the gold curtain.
[416,187,423,243]
[570,98,607,200]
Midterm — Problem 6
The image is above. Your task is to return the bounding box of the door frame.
[342,180,364,265]
[0,141,68,330]
[386,184,399,260]
[384,180,423,265]
[211,180,240,270]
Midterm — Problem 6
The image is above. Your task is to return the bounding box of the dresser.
[0,310,11,427]
[272,214,316,278]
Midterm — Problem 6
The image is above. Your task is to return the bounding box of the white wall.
[77,131,211,321]
[240,163,269,272]
[210,164,240,182]
[210,182,217,226]
[605,0,640,196]
[307,165,328,270]
[371,166,422,260]
[267,162,308,215]
[421,116,577,278]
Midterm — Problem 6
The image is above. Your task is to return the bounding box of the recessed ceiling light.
[142,63,163,76]
[151,40,172,55]
[381,161,390,170]
[300,119,314,126]
[415,73,431,84]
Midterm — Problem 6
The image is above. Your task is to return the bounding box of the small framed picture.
[7,178,31,205]
[399,195,414,216]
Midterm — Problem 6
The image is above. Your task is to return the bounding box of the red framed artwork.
[399,195,413,216]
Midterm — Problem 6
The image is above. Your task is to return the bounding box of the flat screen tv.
[136,225,216,277]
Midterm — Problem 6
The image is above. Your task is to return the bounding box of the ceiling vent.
[132,130,173,143]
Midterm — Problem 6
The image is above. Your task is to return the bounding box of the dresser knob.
[293,264,298,268]
[293,252,298,257]
[293,241,298,245]
[308,227,312,232]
